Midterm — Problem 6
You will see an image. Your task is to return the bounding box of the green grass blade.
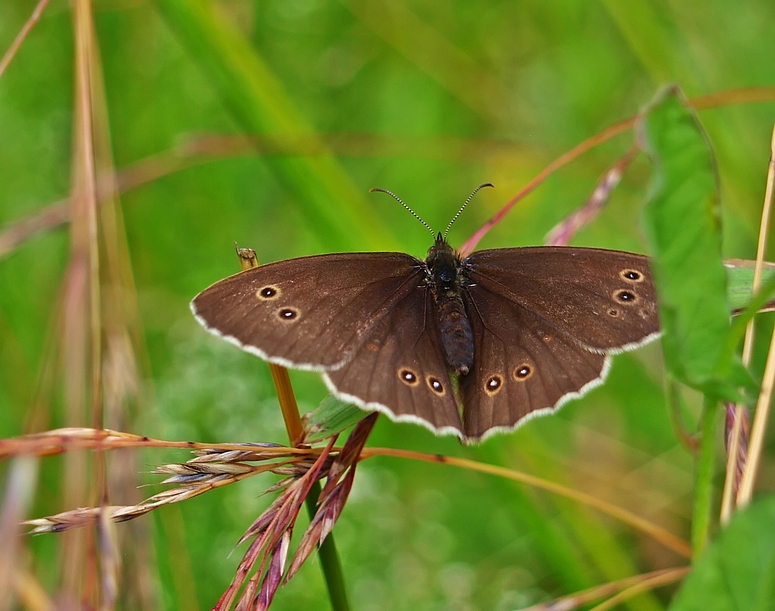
[154,0,394,251]
[602,1,681,84]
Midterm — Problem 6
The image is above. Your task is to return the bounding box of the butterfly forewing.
[463,247,660,353]
[324,289,463,436]
[461,286,609,441]
[191,252,425,371]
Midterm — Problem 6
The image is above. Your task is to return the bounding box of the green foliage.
[640,87,751,400]
[670,496,775,611]
[0,0,774,610]
[155,0,391,252]
[304,396,368,444]
[726,262,775,312]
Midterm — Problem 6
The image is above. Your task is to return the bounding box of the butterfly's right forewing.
[191,253,425,371]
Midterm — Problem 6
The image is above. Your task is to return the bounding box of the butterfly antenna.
[370,187,435,237]
[443,183,494,239]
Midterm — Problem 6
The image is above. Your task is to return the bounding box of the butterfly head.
[368,183,493,291]
[426,233,462,292]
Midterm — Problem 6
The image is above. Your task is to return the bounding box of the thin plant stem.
[736,322,775,506]
[267,367,304,446]
[235,247,304,444]
[720,406,743,525]
[734,124,775,511]
[304,483,350,611]
[518,566,689,611]
[722,124,775,522]
[459,87,775,255]
[235,246,349,610]
[0,0,52,79]
[586,566,691,611]
[667,378,698,452]
[691,396,719,557]
[361,448,691,558]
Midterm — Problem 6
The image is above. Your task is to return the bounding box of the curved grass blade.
[155,0,393,251]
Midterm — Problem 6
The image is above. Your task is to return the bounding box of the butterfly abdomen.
[436,292,474,375]
[426,236,475,376]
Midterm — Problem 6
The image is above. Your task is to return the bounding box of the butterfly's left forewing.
[463,247,660,353]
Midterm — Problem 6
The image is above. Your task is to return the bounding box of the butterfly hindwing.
[325,288,464,436]
[461,286,609,441]
[191,252,425,371]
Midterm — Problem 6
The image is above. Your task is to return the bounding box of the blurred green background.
[1,0,774,609]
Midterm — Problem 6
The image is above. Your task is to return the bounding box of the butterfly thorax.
[425,235,474,376]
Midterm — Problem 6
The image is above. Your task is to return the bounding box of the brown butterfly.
[191,187,660,442]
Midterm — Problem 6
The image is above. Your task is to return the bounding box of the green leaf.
[639,86,750,400]
[670,495,775,611]
[722,264,775,391]
[303,396,369,443]
[725,259,775,313]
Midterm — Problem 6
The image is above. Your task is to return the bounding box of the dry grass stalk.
[0,427,312,459]
[723,404,750,500]
[0,457,39,611]
[23,444,321,535]
[219,414,378,611]
[18,416,377,610]
[0,0,52,79]
[518,566,690,611]
[545,146,638,246]
[734,124,775,509]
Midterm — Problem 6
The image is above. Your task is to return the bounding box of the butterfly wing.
[459,246,659,441]
[324,288,463,436]
[463,247,660,352]
[191,253,426,371]
[460,287,609,441]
